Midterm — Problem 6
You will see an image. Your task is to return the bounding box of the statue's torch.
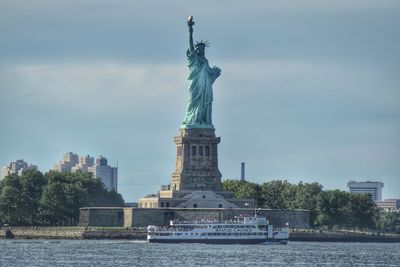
[187,16,195,26]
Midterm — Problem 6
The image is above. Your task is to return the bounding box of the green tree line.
[223,179,399,232]
[0,170,124,226]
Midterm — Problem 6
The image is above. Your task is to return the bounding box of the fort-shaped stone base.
[79,207,311,228]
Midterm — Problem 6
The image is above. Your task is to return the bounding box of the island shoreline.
[2,227,400,243]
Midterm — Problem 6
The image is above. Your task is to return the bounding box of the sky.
[0,0,399,202]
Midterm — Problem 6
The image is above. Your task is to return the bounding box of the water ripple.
[0,240,399,267]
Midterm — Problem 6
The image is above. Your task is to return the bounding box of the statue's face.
[196,45,205,56]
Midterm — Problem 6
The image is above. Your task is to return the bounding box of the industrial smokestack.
[241,162,245,181]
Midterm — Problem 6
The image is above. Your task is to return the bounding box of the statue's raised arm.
[187,16,195,51]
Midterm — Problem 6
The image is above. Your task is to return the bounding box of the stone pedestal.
[171,128,222,191]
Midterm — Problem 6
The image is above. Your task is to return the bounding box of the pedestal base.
[171,128,222,191]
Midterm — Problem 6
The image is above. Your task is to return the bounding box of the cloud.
[0,63,187,114]
[1,0,399,65]
[3,59,397,128]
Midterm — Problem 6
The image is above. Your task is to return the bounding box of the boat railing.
[171,219,249,225]
[153,226,195,232]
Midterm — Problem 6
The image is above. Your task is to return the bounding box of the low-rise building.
[377,199,400,211]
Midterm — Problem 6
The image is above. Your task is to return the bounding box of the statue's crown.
[195,40,210,48]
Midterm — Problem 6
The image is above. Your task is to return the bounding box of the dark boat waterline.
[148,238,288,244]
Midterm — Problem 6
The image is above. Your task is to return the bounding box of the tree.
[0,176,23,225]
[0,170,124,226]
[38,179,69,225]
[19,170,47,224]
[38,171,124,225]
[315,190,350,228]
[293,182,323,226]
[223,180,261,205]
[376,212,400,233]
[0,171,46,225]
[260,180,295,209]
[347,193,377,230]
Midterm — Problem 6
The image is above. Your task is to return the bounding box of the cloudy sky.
[1,0,399,202]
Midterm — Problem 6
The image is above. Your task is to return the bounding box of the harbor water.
[0,239,399,266]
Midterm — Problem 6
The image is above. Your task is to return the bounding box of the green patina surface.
[182,16,221,129]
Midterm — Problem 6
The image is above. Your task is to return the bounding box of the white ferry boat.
[147,216,289,244]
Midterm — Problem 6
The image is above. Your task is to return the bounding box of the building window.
[166,202,170,208]
[193,204,197,208]
[118,212,123,224]
[205,146,210,157]
[161,202,164,207]
[219,204,223,208]
[192,146,197,157]
[202,195,206,199]
[199,146,203,156]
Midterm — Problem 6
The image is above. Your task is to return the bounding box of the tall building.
[71,155,94,172]
[347,181,384,202]
[87,156,118,192]
[53,152,79,172]
[1,159,38,179]
[53,153,118,191]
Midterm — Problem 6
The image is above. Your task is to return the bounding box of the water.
[0,240,399,267]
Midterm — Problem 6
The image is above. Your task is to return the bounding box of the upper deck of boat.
[170,217,267,227]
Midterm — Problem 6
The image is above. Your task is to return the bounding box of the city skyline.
[1,1,399,202]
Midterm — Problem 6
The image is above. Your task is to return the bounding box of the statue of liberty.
[182,16,221,128]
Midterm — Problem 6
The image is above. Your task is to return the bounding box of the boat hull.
[148,238,288,245]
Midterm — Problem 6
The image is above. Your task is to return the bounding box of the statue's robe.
[183,49,220,128]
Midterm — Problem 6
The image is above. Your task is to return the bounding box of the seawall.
[0,226,147,240]
[290,230,400,243]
